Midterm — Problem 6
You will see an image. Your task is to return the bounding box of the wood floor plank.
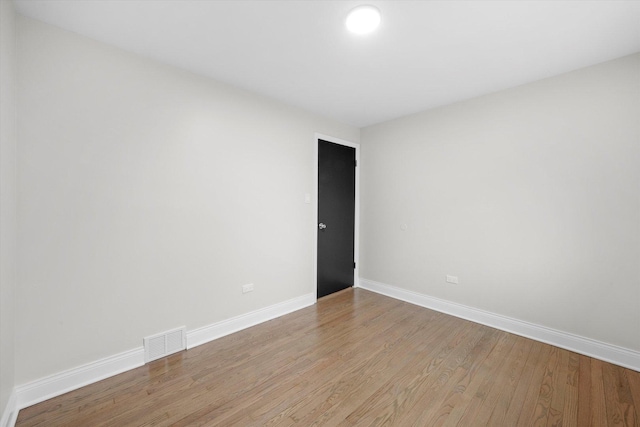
[405,327,502,426]
[577,354,593,426]
[275,310,455,426]
[628,367,640,426]
[529,345,561,426]
[440,331,515,426]
[455,334,528,426]
[113,292,400,426]
[563,383,579,427]
[590,358,610,427]
[15,288,640,426]
[109,295,404,426]
[501,341,544,425]
[204,304,440,426]
[485,337,534,426]
[342,319,486,425]
[293,313,462,426]
[165,298,428,426]
[561,352,580,427]
[602,363,637,426]
[546,348,570,427]
[514,343,554,427]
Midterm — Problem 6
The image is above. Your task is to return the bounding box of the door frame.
[313,133,360,301]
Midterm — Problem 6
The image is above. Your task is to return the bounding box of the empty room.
[1,0,639,426]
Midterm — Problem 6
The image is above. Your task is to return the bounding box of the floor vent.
[144,327,186,363]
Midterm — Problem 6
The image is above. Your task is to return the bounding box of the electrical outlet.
[446,275,459,285]
[242,283,254,294]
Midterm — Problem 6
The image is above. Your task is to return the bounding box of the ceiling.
[13,0,640,128]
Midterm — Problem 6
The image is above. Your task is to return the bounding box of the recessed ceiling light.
[346,5,381,35]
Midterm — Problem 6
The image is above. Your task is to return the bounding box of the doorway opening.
[314,134,360,299]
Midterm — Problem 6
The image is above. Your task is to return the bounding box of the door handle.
[318,223,327,230]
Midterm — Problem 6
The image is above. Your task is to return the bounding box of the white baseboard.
[359,278,640,372]
[14,347,145,416]
[5,292,317,425]
[187,293,316,349]
[1,389,17,427]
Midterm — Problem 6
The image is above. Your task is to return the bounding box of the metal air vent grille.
[144,327,186,363]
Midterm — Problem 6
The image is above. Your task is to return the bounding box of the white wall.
[12,8,639,395]
[360,53,640,352]
[16,17,358,384]
[0,0,17,418]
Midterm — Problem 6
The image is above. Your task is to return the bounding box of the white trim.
[187,292,316,349]
[1,389,17,427]
[313,133,361,297]
[359,278,640,372]
[14,347,144,414]
[7,292,315,418]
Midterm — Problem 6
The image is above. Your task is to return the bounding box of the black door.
[317,139,356,298]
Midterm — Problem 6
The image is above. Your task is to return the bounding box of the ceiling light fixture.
[346,5,381,35]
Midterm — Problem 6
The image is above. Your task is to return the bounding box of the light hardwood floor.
[16,288,640,426]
